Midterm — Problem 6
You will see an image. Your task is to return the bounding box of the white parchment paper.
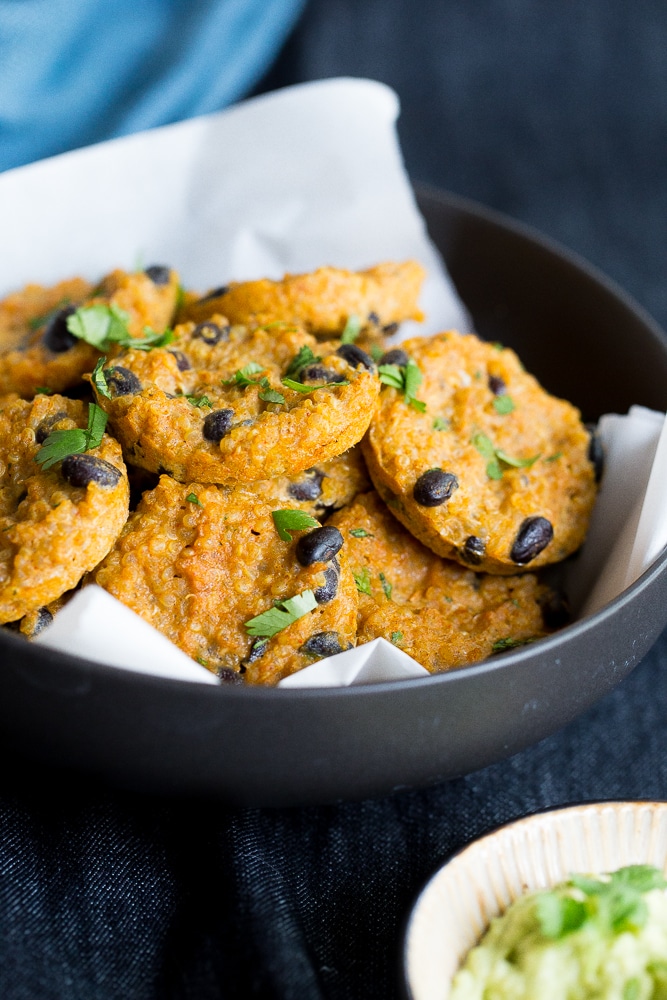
[3,78,665,687]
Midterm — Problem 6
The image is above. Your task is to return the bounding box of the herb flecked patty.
[91,321,380,484]
[330,492,557,672]
[0,393,129,624]
[94,475,358,685]
[363,330,597,574]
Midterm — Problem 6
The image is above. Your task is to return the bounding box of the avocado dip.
[450,865,667,999]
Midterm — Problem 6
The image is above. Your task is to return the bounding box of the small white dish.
[403,801,667,1000]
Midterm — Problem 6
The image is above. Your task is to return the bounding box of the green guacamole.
[450,866,667,1000]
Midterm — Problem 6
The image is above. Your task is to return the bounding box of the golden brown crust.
[363,331,597,573]
[94,476,358,685]
[0,268,180,398]
[330,492,553,673]
[177,261,425,337]
[0,394,129,624]
[93,321,380,484]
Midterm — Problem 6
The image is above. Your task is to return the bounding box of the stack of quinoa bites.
[0,259,599,685]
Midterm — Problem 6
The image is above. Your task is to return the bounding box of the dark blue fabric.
[3,2,667,997]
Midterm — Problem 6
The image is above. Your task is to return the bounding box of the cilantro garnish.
[491,636,534,653]
[222,363,285,404]
[370,344,384,363]
[282,377,349,393]
[245,590,318,638]
[432,416,449,431]
[545,451,562,463]
[66,303,173,351]
[340,314,361,344]
[91,357,111,399]
[284,346,321,379]
[378,358,426,412]
[353,568,372,596]
[35,402,108,470]
[390,631,403,645]
[35,387,53,396]
[535,865,667,942]
[271,509,320,542]
[493,394,515,415]
[186,493,203,507]
[349,528,374,538]
[472,431,540,480]
[185,395,212,408]
[379,572,392,600]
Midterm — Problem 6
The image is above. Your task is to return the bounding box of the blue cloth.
[0,0,306,172]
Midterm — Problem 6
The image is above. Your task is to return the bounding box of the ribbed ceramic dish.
[403,801,667,1000]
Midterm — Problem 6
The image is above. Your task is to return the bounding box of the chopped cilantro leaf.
[390,631,403,645]
[35,387,53,395]
[272,508,320,541]
[186,493,203,507]
[284,346,321,379]
[91,357,111,399]
[379,572,392,600]
[349,528,374,538]
[185,394,212,408]
[66,303,172,351]
[433,416,450,431]
[379,358,426,412]
[196,655,209,667]
[545,451,562,463]
[259,387,285,404]
[245,590,318,638]
[221,362,265,386]
[340,314,362,344]
[495,448,540,469]
[353,568,372,596]
[493,394,515,415]
[472,431,539,478]
[370,344,384,362]
[491,636,533,653]
[35,402,107,470]
[282,377,349,393]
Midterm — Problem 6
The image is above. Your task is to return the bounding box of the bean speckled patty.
[251,445,371,519]
[0,266,180,398]
[363,331,597,573]
[330,492,557,673]
[92,320,380,484]
[0,393,129,624]
[177,260,425,339]
[94,475,358,685]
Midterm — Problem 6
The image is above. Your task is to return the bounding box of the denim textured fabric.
[3,2,667,997]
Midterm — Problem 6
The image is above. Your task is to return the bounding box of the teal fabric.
[0,0,306,172]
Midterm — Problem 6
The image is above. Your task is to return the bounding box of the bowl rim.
[3,185,667,701]
[400,797,667,1000]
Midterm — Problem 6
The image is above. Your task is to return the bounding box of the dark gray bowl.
[3,187,667,806]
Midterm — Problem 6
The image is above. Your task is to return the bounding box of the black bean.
[413,469,459,507]
[217,667,245,684]
[35,411,68,444]
[26,607,54,637]
[42,306,77,353]
[105,366,142,396]
[169,350,191,371]
[461,535,486,565]
[378,348,409,367]
[382,323,399,336]
[288,469,324,502]
[144,265,171,286]
[488,375,506,396]
[336,343,375,371]
[585,423,604,482]
[193,321,229,345]
[61,454,121,488]
[314,559,340,604]
[299,364,347,383]
[295,525,344,566]
[540,590,571,629]
[198,285,229,303]
[203,409,234,442]
[300,631,347,657]
[510,516,554,565]
[367,311,380,325]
